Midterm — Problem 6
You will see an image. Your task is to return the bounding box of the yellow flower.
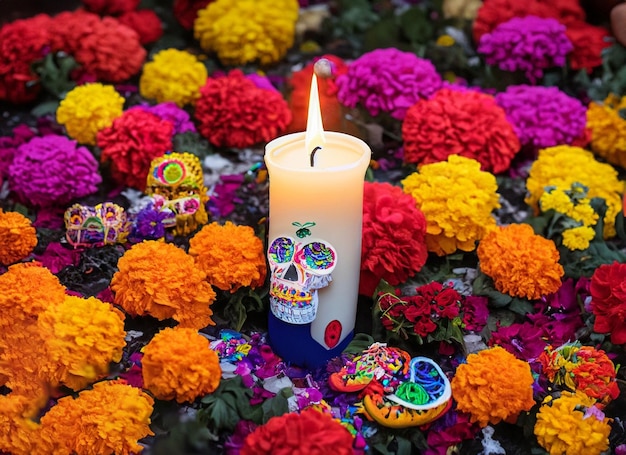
[0,209,37,266]
[194,0,299,66]
[0,394,42,455]
[562,226,595,251]
[477,224,564,300]
[568,201,599,226]
[56,83,125,145]
[402,155,500,256]
[189,221,267,292]
[587,94,626,169]
[525,146,624,238]
[436,35,455,46]
[38,381,154,455]
[534,391,611,455]
[539,189,574,214]
[141,327,221,403]
[37,296,126,391]
[451,346,535,427]
[139,49,208,107]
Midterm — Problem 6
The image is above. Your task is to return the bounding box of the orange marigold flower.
[111,240,216,329]
[0,394,43,455]
[525,146,624,239]
[587,94,626,169]
[477,224,563,300]
[451,346,535,427]
[37,295,126,391]
[141,327,221,403]
[38,381,154,455]
[402,155,500,256]
[0,209,37,265]
[189,221,267,292]
[534,391,611,455]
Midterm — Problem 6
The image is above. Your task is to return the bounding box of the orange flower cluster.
[451,346,535,427]
[0,209,37,265]
[111,240,216,328]
[0,394,42,455]
[477,224,564,300]
[189,221,267,292]
[38,381,154,455]
[142,327,221,403]
[37,296,126,391]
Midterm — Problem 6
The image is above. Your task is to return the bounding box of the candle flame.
[305,73,325,154]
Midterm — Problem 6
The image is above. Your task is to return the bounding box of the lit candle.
[265,66,371,368]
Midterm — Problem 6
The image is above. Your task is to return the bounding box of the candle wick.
[310,146,322,167]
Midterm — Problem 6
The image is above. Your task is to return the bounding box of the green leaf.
[31,100,61,118]
[261,387,291,423]
[172,132,213,159]
[509,297,534,316]
[399,7,433,44]
[343,333,375,354]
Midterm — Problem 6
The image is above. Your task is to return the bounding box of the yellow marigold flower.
[568,201,599,227]
[139,49,207,107]
[539,189,574,214]
[0,394,42,455]
[402,155,500,256]
[141,327,221,403]
[451,346,534,427]
[38,381,154,455]
[562,226,595,251]
[189,221,267,292]
[436,34,455,46]
[111,240,216,329]
[194,0,299,66]
[56,83,125,145]
[534,391,611,455]
[477,224,563,300]
[37,295,126,391]
[0,209,37,266]
[525,146,624,238]
[587,94,626,169]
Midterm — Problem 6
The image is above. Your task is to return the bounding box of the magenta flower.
[34,242,80,274]
[495,85,587,150]
[0,124,36,184]
[489,322,547,361]
[130,101,196,135]
[478,16,573,83]
[9,135,102,207]
[336,48,442,120]
[461,295,489,332]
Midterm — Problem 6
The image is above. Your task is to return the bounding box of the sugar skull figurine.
[64,202,130,248]
[145,152,209,236]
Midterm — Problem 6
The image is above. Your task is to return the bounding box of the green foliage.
[31,51,78,99]
[215,287,267,332]
[172,132,214,160]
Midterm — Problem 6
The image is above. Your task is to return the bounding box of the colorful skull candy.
[64,202,130,248]
[145,152,209,235]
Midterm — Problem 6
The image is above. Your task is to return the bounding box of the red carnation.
[0,14,53,104]
[565,22,611,73]
[194,70,292,149]
[81,0,140,15]
[117,9,163,45]
[241,408,354,455]
[402,88,520,174]
[98,110,173,190]
[49,11,145,82]
[359,182,428,297]
[590,261,626,345]
[173,0,214,29]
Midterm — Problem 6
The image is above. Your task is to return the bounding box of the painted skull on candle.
[268,223,337,325]
[64,202,130,248]
[145,152,209,236]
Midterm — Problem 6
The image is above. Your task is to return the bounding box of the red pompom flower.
[565,22,611,73]
[359,182,428,297]
[590,261,626,345]
[117,10,164,45]
[402,88,520,173]
[194,70,292,149]
[98,110,174,190]
[173,0,213,30]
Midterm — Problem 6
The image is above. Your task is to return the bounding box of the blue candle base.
[268,312,354,369]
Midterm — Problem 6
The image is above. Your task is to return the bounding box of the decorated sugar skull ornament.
[145,152,209,235]
[64,202,130,248]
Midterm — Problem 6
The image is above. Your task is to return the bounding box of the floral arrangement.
[1,1,626,454]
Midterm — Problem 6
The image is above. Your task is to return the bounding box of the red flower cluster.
[473,0,609,72]
[117,10,163,45]
[0,14,53,103]
[590,261,626,345]
[359,182,428,297]
[378,282,462,338]
[402,88,520,174]
[173,0,214,30]
[82,0,140,15]
[241,408,354,455]
[194,70,292,148]
[98,110,173,190]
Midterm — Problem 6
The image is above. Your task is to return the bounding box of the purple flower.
[224,420,258,455]
[8,135,101,208]
[489,322,547,362]
[477,16,573,83]
[246,73,278,92]
[130,102,196,135]
[461,295,489,332]
[496,85,586,150]
[0,124,36,184]
[336,48,442,120]
[34,242,80,274]
[130,205,170,241]
[209,174,245,218]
